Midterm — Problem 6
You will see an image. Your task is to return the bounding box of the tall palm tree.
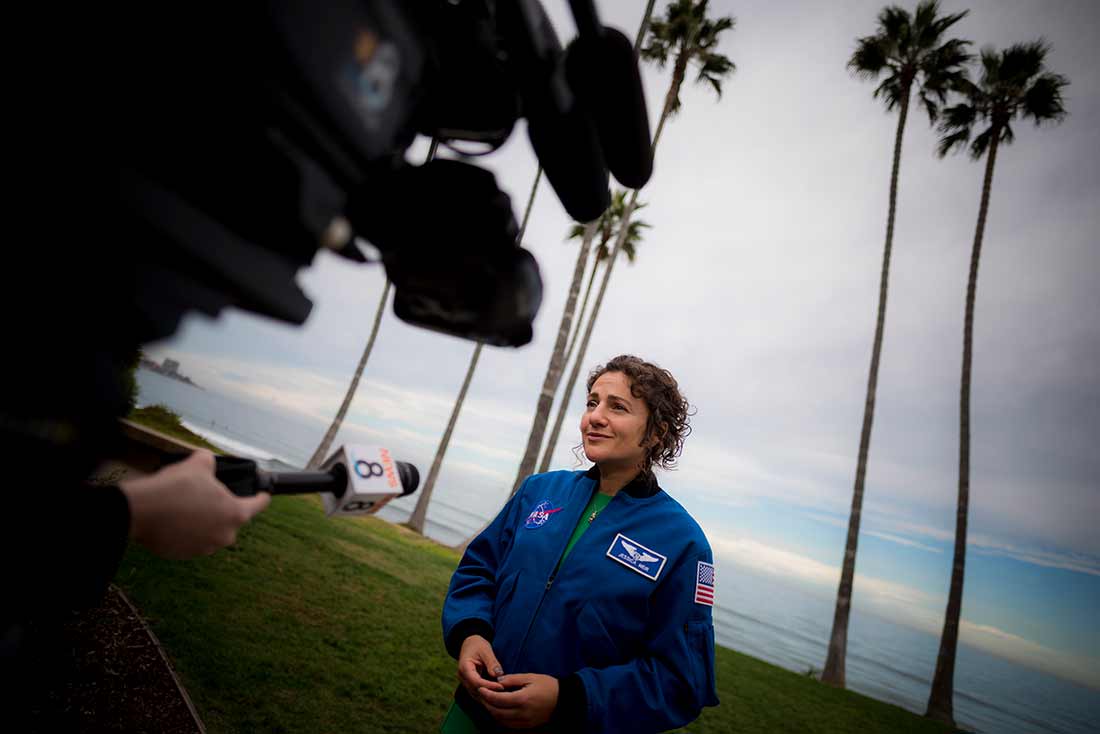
[539,196,649,473]
[306,141,440,469]
[306,279,392,468]
[504,0,735,502]
[562,195,647,399]
[925,41,1067,726]
[408,125,551,533]
[408,164,542,533]
[822,1,970,688]
[407,341,482,534]
[508,2,661,494]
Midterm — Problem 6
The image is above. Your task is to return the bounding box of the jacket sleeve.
[441,477,531,658]
[573,547,720,732]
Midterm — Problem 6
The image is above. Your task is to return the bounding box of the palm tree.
[561,194,647,404]
[538,195,649,473]
[407,341,482,534]
[503,0,735,501]
[508,2,662,494]
[407,132,548,533]
[822,0,970,688]
[925,41,1067,726]
[306,279,392,469]
[306,141,441,469]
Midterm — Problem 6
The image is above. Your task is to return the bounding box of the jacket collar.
[584,465,660,499]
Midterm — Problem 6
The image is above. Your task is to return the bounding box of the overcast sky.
[148,0,1099,689]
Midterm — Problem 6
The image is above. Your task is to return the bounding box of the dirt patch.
[24,586,202,733]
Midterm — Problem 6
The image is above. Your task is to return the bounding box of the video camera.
[119,0,653,348]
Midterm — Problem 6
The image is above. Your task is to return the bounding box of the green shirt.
[559,490,613,565]
[440,490,614,733]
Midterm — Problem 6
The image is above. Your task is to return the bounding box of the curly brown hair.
[585,355,693,473]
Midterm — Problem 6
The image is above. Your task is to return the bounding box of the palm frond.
[640,26,672,68]
[849,35,891,78]
[936,102,975,157]
[878,6,911,49]
[968,126,993,160]
[872,73,907,110]
[622,241,638,263]
[936,126,970,157]
[927,7,969,43]
[999,40,1048,85]
[643,0,735,119]
[940,38,1068,160]
[1022,72,1069,124]
[978,46,1000,84]
[918,91,938,123]
[852,1,970,130]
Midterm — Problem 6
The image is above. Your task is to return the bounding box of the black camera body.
[119,0,652,347]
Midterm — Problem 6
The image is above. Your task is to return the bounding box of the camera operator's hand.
[119,450,269,559]
[458,634,505,701]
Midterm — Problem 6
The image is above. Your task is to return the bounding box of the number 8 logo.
[355,460,384,479]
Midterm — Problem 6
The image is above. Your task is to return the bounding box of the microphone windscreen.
[566,29,653,190]
[397,461,420,496]
[526,99,610,223]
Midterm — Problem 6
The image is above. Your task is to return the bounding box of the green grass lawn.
[116,496,954,733]
[129,405,224,453]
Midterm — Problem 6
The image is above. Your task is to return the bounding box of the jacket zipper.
[511,485,617,666]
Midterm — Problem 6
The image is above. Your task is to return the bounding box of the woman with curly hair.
[441,355,719,733]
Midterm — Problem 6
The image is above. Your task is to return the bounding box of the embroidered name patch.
[606,533,667,581]
[525,500,563,529]
[695,561,715,606]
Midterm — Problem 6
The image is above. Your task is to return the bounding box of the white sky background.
[150,0,1099,688]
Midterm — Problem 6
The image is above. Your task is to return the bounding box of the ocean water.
[136,369,1100,733]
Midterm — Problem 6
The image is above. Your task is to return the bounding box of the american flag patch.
[694,561,715,606]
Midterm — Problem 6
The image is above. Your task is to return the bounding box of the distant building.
[139,356,200,389]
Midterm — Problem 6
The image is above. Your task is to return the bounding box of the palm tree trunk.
[518,167,542,241]
[305,279,392,469]
[563,241,603,385]
[408,342,483,534]
[306,139,439,469]
[822,90,911,687]
[411,151,541,535]
[634,0,657,49]
[926,130,1000,726]
[538,250,602,472]
[509,220,599,492]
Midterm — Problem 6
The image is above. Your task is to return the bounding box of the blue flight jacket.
[443,470,720,732]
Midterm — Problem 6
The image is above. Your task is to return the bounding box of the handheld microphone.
[199,446,420,517]
[317,445,419,516]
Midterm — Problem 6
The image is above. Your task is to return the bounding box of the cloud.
[959,621,1100,691]
[710,535,939,615]
[969,535,1100,578]
[805,512,944,554]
